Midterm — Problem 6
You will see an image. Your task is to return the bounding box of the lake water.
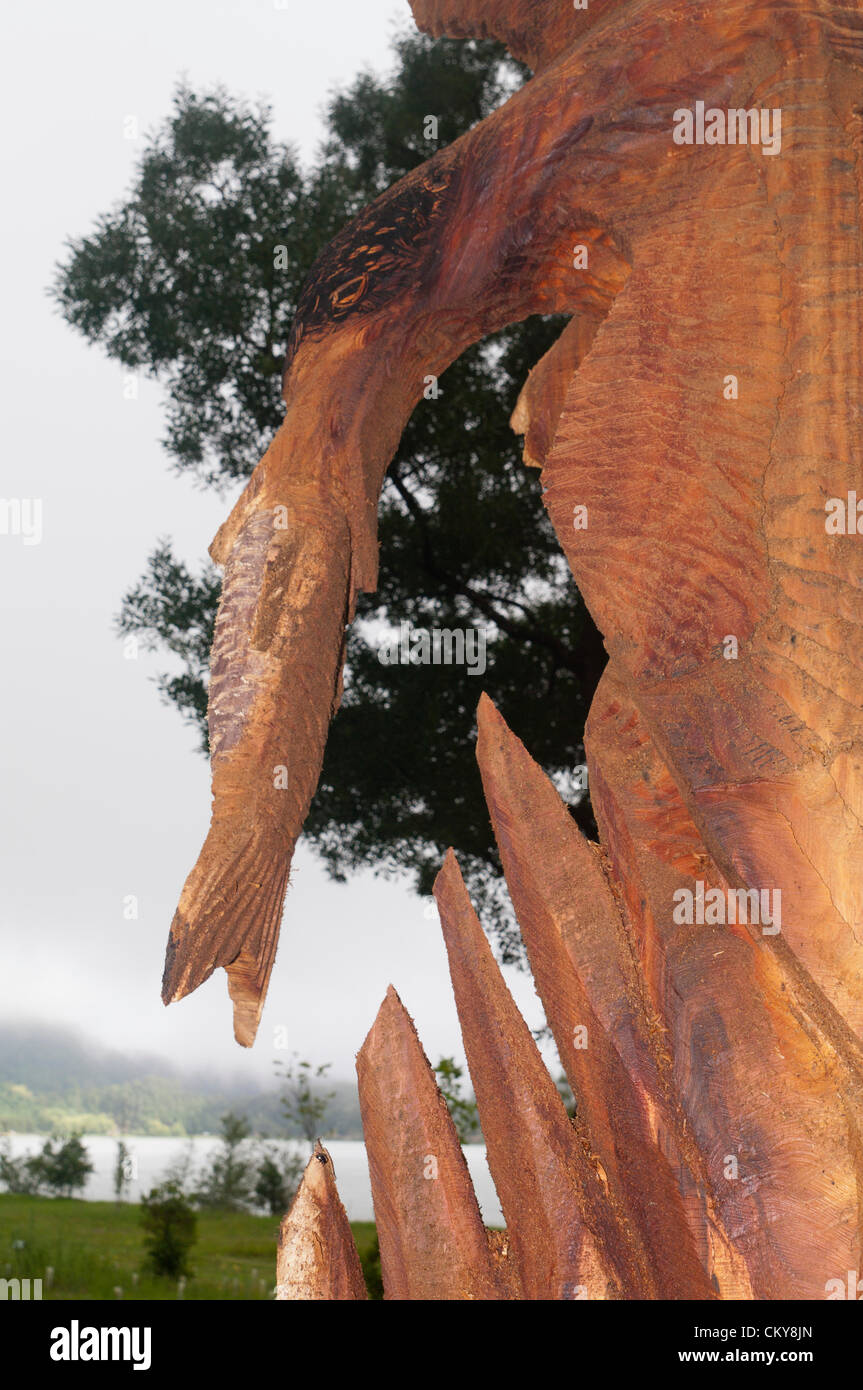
[2,1134,505,1226]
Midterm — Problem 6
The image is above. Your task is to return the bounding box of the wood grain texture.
[356,985,504,1300]
[163,0,637,1038]
[475,694,719,1299]
[276,1142,368,1300]
[583,672,863,1298]
[161,0,863,1299]
[434,851,619,1299]
[408,0,600,73]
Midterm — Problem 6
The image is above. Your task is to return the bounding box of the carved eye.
[331,274,368,309]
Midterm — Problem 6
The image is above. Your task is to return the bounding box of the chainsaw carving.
[277,698,861,1298]
[162,0,863,1298]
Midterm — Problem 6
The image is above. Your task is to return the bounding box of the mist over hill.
[0,1021,362,1138]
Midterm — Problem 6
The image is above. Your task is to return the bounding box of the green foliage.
[195,1112,256,1211]
[53,31,605,962]
[433,1057,480,1144]
[169,1112,305,1216]
[357,1230,383,1301]
[140,1181,197,1279]
[41,1135,95,1198]
[275,1056,335,1148]
[253,1146,303,1218]
[0,1023,364,1138]
[0,1135,94,1199]
[118,542,219,741]
[0,1139,44,1196]
[253,1154,288,1218]
[52,84,310,489]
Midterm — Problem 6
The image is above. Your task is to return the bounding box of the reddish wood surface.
[158,0,863,1299]
[356,986,504,1299]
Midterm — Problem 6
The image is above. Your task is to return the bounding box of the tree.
[0,1139,43,1195]
[195,1111,255,1211]
[113,1139,133,1202]
[157,1142,196,1197]
[27,1135,94,1198]
[140,1181,197,1279]
[275,1056,334,1149]
[52,32,605,962]
[433,1057,479,1144]
[254,1145,303,1218]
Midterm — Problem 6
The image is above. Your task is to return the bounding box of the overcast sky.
[0,0,549,1088]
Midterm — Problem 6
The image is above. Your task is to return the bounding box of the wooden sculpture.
[161,0,863,1298]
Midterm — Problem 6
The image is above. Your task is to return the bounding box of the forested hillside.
[0,1024,362,1137]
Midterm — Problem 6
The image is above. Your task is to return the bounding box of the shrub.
[253,1147,303,1217]
[140,1181,197,1279]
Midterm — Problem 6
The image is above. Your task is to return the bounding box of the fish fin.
[162,819,290,1047]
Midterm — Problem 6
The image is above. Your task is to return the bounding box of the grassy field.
[0,1194,381,1300]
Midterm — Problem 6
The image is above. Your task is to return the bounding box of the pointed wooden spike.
[476,692,647,1067]
[434,850,620,1299]
[356,985,502,1300]
[276,1143,368,1300]
[475,693,715,1299]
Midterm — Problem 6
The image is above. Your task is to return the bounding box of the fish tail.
[162,820,290,1047]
